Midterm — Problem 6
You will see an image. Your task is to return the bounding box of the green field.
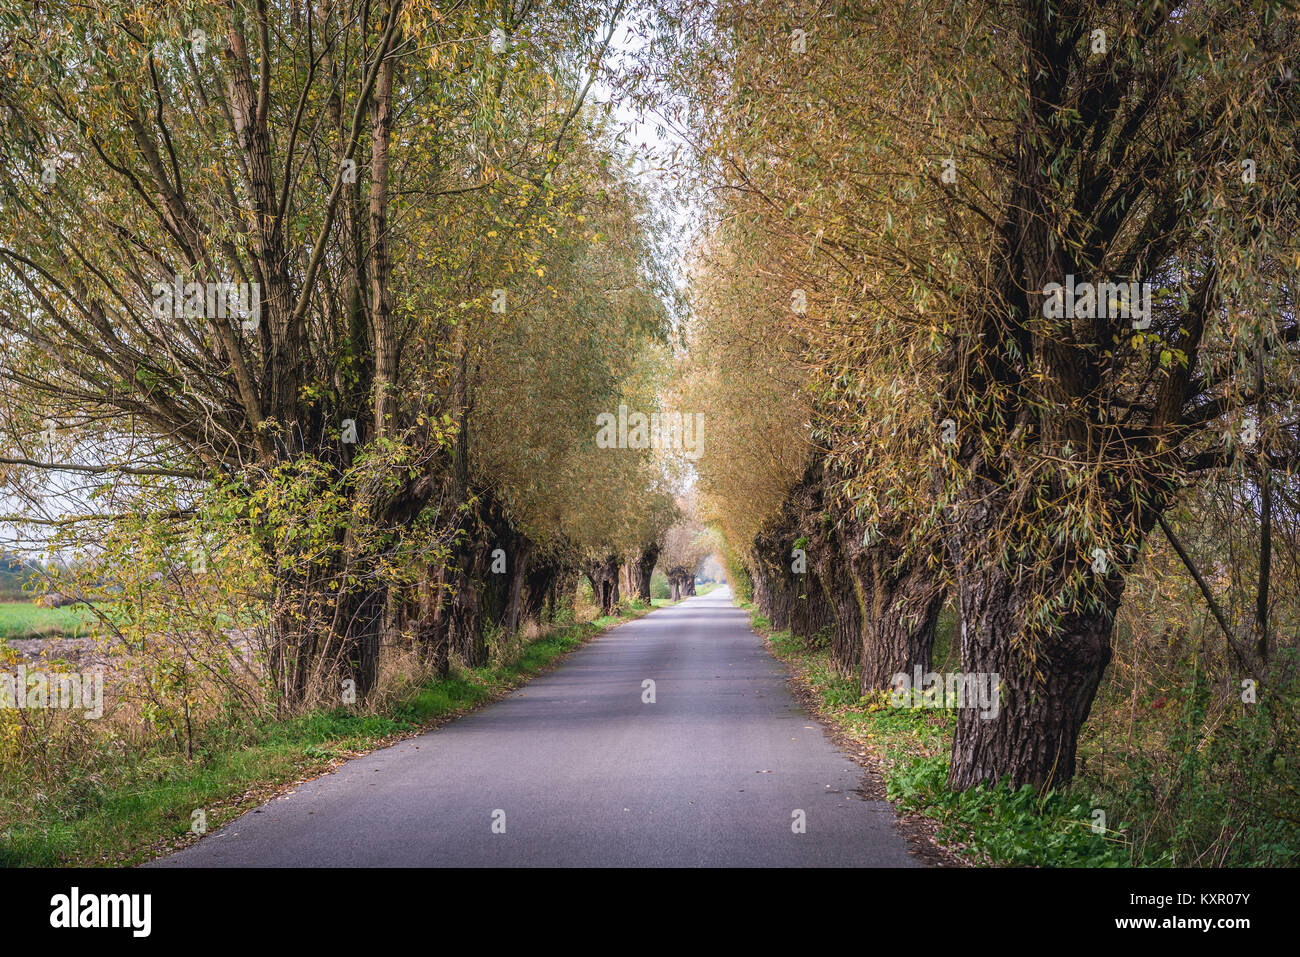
[0,601,97,641]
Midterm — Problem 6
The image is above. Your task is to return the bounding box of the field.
[0,601,96,641]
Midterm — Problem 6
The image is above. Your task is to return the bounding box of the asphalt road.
[150,587,921,867]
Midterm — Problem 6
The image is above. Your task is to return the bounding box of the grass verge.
[0,601,662,867]
[747,603,1130,867]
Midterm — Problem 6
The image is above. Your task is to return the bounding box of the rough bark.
[751,458,830,642]
[502,540,534,635]
[520,554,561,623]
[810,517,864,677]
[848,527,945,693]
[946,552,1116,792]
[584,553,621,616]
[665,566,695,601]
[414,489,531,670]
[750,547,797,630]
[335,585,386,698]
[941,463,1140,791]
[630,542,659,602]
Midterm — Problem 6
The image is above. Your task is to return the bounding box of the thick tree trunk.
[942,477,1127,791]
[630,543,659,602]
[478,547,512,628]
[584,553,621,616]
[946,558,1115,791]
[415,563,451,678]
[665,566,695,602]
[416,489,528,669]
[750,543,797,630]
[418,540,487,671]
[852,533,945,693]
[502,541,534,635]
[414,614,451,678]
[545,568,577,622]
[448,558,486,667]
[789,569,831,646]
[520,554,559,624]
[811,520,863,676]
[756,555,796,629]
[750,561,771,617]
[759,566,790,629]
[751,457,824,634]
[267,550,392,707]
[269,574,313,708]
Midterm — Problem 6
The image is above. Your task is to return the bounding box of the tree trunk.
[630,542,659,602]
[811,519,863,676]
[335,584,386,698]
[416,563,451,678]
[521,557,559,623]
[946,557,1115,791]
[943,478,1124,791]
[502,541,534,635]
[450,565,486,666]
[752,553,795,630]
[665,566,694,602]
[584,553,621,616]
[269,572,313,708]
[546,568,576,622]
[852,533,945,693]
[367,14,398,438]
[791,578,830,645]
[750,562,771,617]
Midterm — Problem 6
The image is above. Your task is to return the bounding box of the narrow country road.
[150,588,921,867]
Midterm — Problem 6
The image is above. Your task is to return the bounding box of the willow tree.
[465,121,677,613]
[654,0,1300,791]
[838,0,1300,790]
[658,0,949,685]
[681,209,815,614]
[660,498,711,600]
[0,0,640,703]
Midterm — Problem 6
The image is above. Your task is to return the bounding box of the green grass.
[0,601,97,640]
[0,602,660,867]
[650,570,671,599]
[749,604,1129,867]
